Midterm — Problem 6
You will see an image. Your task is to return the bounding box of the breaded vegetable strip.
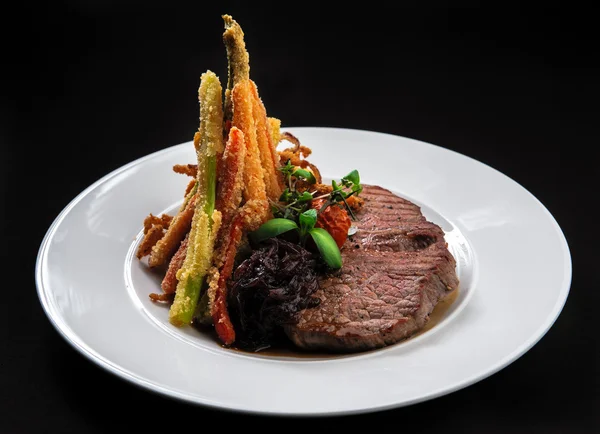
[268,117,282,150]
[169,71,224,327]
[136,225,165,259]
[223,14,250,121]
[215,127,247,239]
[173,164,198,177]
[161,233,189,294]
[136,213,173,259]
[250,80,283,200]
[148,192,197,267]
[143,214,172,234]
[205,127,246,344]
[208,213,244,345]
[231,79,268,216]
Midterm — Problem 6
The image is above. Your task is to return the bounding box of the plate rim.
[35,126,572,416]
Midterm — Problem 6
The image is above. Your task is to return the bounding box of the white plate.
[36,127,571,416]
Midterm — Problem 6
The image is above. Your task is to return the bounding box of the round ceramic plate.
[36,127,571,416]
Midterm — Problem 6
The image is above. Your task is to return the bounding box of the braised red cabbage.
[228,238,320,351]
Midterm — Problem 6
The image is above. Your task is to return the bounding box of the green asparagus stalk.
[169,71,224,327]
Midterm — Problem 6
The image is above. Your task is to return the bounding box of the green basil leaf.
[343,169,360,186]
[292,168,316,184]
[309,227,342,269]
[297,191,313,203]
[299,208,317,234]
[251,218,299,243]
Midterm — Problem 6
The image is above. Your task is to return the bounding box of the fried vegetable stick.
[205,127,246,344]
[160,233,189,294]
[250,80,283,201]
[231,79,268,219]
[223,14,250,121]
[268,117,282,150]
[169,71,224,327]
[147,192,197,268]
[173,164,198,178]
[143,214,172,234]
[215,127,247,241]
[136,225,166,259]
[208,213,244,345]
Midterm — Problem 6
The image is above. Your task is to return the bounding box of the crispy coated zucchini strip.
[250,80,283,201]
[169,71,224,327]
[223,14,250,121]
[231,79,268,218]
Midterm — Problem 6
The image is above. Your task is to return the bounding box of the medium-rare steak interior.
[285,185,459,352]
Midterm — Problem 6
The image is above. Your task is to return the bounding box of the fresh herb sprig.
[315,169,362,221]
[252,161,363,269]
[270,160,317,221]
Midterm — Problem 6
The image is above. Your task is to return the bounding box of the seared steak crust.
[285,185,459,352]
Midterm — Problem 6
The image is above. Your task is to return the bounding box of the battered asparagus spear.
[223,14,250,121]
[169,71,224,327]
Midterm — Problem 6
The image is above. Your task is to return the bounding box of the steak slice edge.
[284,185,459,352]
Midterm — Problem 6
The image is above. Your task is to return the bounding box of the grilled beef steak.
[284,185,459,352]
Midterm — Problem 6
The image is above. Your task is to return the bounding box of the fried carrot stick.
[169,71,224,327]
[147,192,197,268]
[223,14,250,121]
[209,192,277,345]
[160,233,189,294]
[208,213,244,345]
[205,127,246,344]
[250,80,283,201]
[231,80,268,218]
[215,127,246,234]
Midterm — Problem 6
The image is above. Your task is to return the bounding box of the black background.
[2,2,598,433]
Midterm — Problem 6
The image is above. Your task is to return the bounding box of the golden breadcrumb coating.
[250,80,283,201]
[161,233,189,294]
[170,210,222,326]
[223,14,250,121]
[231,79,269,218]
[268,117,282,150]
[215,127,246,234]
[143,213,172,235]
[148,194,197,267]
[198,71,225,157]
[136,224,166,259]
[169,70,225,327]
[184,179,196,197]
[173,164,198,178]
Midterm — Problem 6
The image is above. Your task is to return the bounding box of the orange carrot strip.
[249,80,283,201]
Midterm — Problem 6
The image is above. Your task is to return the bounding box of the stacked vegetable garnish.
[136,15,363,351]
